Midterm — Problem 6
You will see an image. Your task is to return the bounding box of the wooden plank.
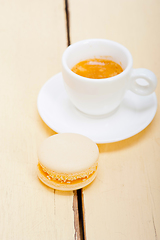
[0,0,77,239]
[69,0,160,239]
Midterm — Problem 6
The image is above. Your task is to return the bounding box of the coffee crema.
[71,58,123,79]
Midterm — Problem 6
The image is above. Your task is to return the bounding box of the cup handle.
[129,68,157,96]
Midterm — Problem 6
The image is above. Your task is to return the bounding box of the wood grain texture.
[69,0,160,239]
[0,0,76,239]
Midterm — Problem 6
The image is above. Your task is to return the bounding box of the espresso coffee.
[71,58,123,79]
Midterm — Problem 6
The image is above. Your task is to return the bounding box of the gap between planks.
[64,1,86,239]
[73,190,86,240]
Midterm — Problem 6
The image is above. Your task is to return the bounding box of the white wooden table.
[0,0,159,239]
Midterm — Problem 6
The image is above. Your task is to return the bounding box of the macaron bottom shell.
[37,166,97,191]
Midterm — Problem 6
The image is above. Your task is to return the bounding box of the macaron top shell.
[38,133,99,174]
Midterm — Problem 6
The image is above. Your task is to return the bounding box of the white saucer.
[37,73,157,143]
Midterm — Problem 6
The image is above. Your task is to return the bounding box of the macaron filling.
[38,161,98,184]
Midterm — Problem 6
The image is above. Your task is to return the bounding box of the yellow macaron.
[37,133,99,191]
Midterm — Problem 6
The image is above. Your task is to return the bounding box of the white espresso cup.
[62,39,157,117]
